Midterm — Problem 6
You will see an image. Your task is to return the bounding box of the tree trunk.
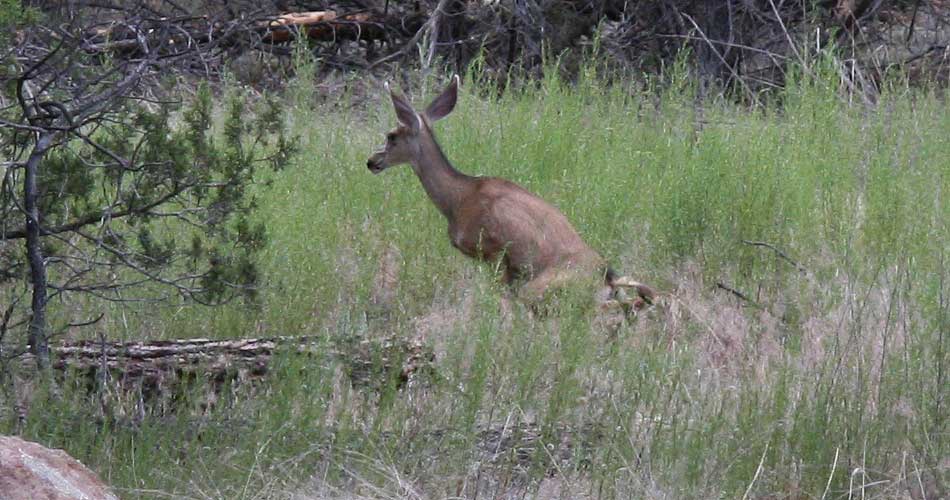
[435,0,468,72]
[692,0,736,94]
[24,134,53,371]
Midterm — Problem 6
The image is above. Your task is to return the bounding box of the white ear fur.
[388,84,421,133]
[411,111,423,132]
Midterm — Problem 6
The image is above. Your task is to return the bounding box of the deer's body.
[448,177,606,293]
[367,76,653,307]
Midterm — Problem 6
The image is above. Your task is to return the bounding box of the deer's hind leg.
[517,267,559,303]
[518,265,597,304]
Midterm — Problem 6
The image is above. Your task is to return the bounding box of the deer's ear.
[387,83,421,132]
[424,74,460,122]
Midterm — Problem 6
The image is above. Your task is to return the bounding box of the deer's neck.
[410,132,474,220]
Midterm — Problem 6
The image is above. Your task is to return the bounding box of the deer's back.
[449,177,604,279]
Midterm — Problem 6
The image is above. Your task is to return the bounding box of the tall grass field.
[3,63,947,499]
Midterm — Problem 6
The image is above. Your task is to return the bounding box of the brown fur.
[367,76,654,306]
[448,177,607,298]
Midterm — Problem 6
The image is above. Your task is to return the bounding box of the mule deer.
[366,76,655,310]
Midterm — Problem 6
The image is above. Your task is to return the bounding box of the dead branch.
[741,240,809,274]
[716,281,760,307]
[715,281,792,326]
[370,0,453,69]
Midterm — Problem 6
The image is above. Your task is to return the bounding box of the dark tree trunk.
[692,0,736,93]
[24,134,53,371]
[431,0,468,72]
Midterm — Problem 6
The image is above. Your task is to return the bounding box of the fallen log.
[19,334,433,399]
[260,11,383,43]
[82,11,387,55]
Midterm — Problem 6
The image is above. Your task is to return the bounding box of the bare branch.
[0,181,193,240]
[741,240,809,274]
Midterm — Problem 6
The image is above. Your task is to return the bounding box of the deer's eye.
[386,133,397,143]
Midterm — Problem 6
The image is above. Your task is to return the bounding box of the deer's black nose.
[367,158,384,173]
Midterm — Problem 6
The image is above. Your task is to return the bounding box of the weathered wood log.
[259,11,383,43]
[20,334,432,392]
[82,11,387,55]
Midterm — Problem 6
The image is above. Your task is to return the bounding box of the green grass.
[4,63,948,498]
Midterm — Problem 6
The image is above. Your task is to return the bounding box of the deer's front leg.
[448,223,504,263]
[501,263,515,285]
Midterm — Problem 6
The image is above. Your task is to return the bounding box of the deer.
[366,75,655,312]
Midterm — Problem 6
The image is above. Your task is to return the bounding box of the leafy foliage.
[0,82,297,344]
[0,0,37,45]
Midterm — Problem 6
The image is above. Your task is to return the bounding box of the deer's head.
[367,75,460,174]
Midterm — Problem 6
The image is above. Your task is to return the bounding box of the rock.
[0,435,118,500]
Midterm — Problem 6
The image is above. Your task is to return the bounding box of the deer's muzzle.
[367,152,386,174]
[366,155,386,174]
